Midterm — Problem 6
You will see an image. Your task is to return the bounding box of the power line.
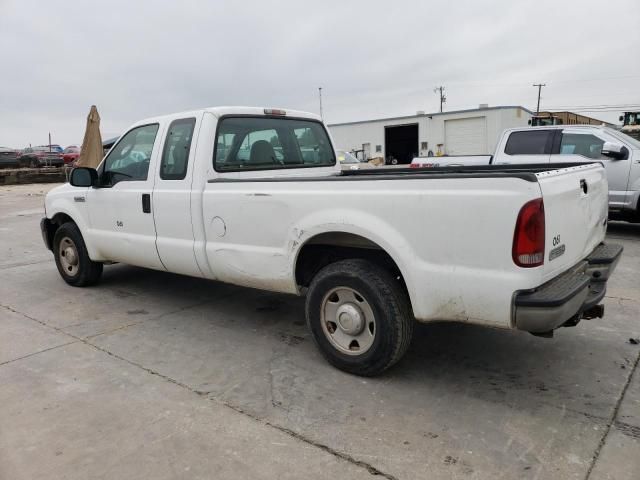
[547,108,640,113]
[542,74,640,85]
[443,74,640,88]
[542,103,640,108]
[542,104,640,111]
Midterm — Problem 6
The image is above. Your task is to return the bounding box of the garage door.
[444,117,488,155]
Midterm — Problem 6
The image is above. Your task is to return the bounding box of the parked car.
[62,146,80,164]
[0,147,21,168]
[336,149,365,170]
[48,144,64,153]
[18,146,64,167]
[41,106,621,376]
[411,125,640,221]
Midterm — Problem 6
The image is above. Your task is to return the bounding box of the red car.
[18,146,64,168]
[62,146,80,165]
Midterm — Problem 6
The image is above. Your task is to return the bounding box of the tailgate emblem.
[549,244,566,261]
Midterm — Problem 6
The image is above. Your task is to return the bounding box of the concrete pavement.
[1,183,639,479]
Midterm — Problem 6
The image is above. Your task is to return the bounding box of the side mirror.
[601,142,628,160]
[70,167,98,187]
[619,115,624,122]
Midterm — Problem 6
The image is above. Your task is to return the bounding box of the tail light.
[513,198,545,268]
[409,163,420,168]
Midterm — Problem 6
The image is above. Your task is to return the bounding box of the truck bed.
[344,162,599,181]
[209,162,600,184]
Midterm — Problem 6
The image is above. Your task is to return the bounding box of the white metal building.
[328,105,533,164]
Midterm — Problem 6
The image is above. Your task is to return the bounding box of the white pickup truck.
[41,107,622,376]
[412,125,640,221]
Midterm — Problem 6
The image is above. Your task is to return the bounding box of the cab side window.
[504,130,553,155]
[160,118,196,180]
[102,124,159,186]
[559,134,604,159]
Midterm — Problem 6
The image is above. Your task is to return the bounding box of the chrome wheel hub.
[321,287,376,355]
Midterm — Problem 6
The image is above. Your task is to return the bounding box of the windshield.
[610,129,640,150]
[624,112,640,126]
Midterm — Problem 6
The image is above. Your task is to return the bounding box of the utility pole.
[318,87,324,120]
[434,86,446,113]
[533,83,546,114]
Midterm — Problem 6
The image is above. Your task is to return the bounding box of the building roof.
[327,105,534,127]
[536,111,613,126]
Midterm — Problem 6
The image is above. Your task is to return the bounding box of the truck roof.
[507,124,612,133]
[130,106,322,128]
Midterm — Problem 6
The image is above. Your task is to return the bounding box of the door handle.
[142,193,151,213]
[580,179,588,195]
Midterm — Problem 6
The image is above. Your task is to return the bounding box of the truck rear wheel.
[53,222,103,286]
[305,259,413,376]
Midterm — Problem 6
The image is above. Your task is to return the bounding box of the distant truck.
[412,125,640,221]
[530,114,563,126]
[620,112,640,141]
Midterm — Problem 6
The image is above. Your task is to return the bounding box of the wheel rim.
[59,236,79,276]
[321,287,376,355]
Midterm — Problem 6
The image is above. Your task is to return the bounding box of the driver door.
[86,123,166,269]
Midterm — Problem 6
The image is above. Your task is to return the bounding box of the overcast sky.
[1,0,639,147]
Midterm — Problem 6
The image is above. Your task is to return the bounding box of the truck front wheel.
[305,259,413,376]
[53,222,103,286]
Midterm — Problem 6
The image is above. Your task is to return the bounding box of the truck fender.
[290,208,422,309]
[46,199,101,260]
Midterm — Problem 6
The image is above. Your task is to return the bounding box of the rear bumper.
[513,243,623,333]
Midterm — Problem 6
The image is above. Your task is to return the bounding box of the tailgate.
[537,163,608,282]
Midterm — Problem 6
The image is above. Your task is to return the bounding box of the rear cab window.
[214,116,335,172]
[504,130,554,155]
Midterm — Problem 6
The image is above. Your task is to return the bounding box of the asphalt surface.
[1,183,639,480]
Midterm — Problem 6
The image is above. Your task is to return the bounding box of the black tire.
[305,259,413,376]
[53,222,103,287]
